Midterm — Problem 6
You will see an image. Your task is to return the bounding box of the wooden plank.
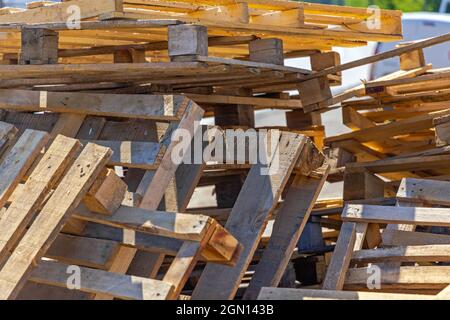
[343,204,450,227]
[93,245,138,300]
[353,245,450,263]
[83,140,163,169]
[192,133,306,300]
[0,142,112,299]
[0,89,189,121]
[29,260,174,300]
[0,129,50,209]
[73,204,211,241]
[138,100,204,209]
[0,135,80,265]
[326,108,450,145]
[0,0,123,24]
[162,240,206,299]
[382,229,450,247]
[321,222,367,290]
[396,178,450,206]
[302,33,450,81]
[243,165,329,300]
[345,266,450,288]
[83,168,127,215]
[257,288,435,300]
[50,113,86,138]
[82,223,183,256]
[186,93,302,108]
[343,168,385,201]
[46,234,121,270]
[345,154,450,174]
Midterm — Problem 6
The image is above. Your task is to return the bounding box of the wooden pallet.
[0,128,112,299]
[0,0,403,59]
[258,177,450,299]
[190,132,328,299]
[0,123,241,300]
[326,177,450,293]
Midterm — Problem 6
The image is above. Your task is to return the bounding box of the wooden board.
[396,178,450,206]
[243,165,329,299]
[322,222,367,290]
[0,89,189,121]
[258,288,435,300]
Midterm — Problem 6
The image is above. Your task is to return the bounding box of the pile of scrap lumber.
[259,32,450,300]
[5,0,449,301]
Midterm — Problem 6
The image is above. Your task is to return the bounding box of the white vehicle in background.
[371,12,450,79]
[441,0,450,13]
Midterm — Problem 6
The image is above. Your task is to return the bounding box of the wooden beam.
[257,288,435,300]
[396,178,450,206]
[345,266,450,289]
[343,204,450,227]
[322,222,367,290]
[73,205,211,242]
[302,33,450,81]
[382,229,450,247]
[46,234,121,270]
[0,135,80,266]
[0,0,123,24]
[0,89,190,121]
[243,165,329,299]
[29,260,174,300]
[352,244,450,263]
[19,28,58,65]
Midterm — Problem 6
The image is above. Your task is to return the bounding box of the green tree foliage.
[303,0,442,12]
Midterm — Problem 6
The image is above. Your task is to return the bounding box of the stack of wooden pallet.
[0,0,399,300]
[260,177,450,300]
[259,32,450,300]
[0,122,246,300]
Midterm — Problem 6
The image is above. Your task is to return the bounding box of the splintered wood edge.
[294,136,325,176]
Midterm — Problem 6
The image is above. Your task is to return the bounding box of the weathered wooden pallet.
[258,178,450,299]
[323,177,450,294]
[0,123,241,300]
[0,0,403,58]
[189,132,327,300]
[0,127,113,299]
